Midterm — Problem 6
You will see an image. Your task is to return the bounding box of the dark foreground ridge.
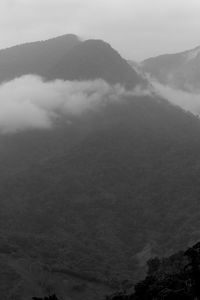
[107,241,200,300]
[33,242,200,299]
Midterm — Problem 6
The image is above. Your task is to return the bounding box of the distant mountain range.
[141,45,200,92]
[1,35,200,300]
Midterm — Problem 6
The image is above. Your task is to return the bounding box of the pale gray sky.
[1,0,200,61]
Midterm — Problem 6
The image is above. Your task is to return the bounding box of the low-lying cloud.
[0,75,150,134]
[152,81,200,116]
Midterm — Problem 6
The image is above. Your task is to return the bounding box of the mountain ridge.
[0,34,145,88]
[46,39,146,87]
[0,34,81,83]
[142,44,200,92]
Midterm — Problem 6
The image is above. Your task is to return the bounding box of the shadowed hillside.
[1,93,200,298]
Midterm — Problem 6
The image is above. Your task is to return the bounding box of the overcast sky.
[1,0,200,61]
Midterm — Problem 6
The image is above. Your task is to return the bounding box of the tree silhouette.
[185,242,200,299]
[32,294,59,300]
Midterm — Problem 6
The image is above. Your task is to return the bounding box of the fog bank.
[152,81,200,116]
[0,75,150,133]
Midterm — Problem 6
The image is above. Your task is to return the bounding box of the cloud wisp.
[0,75,150,134]
[152,81,200,116]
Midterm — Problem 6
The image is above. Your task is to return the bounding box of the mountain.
[1,35,200,299]
[0,35,146,88]
[141,45,200,92]
[0,34,81,83]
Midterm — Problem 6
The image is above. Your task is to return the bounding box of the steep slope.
[142,45,200,92]
[0,34,81,83]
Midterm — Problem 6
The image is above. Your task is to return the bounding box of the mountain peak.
[0,35,146,88]
[40,33,81,45]
[0,34,81,83]
[47,38,147,88]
